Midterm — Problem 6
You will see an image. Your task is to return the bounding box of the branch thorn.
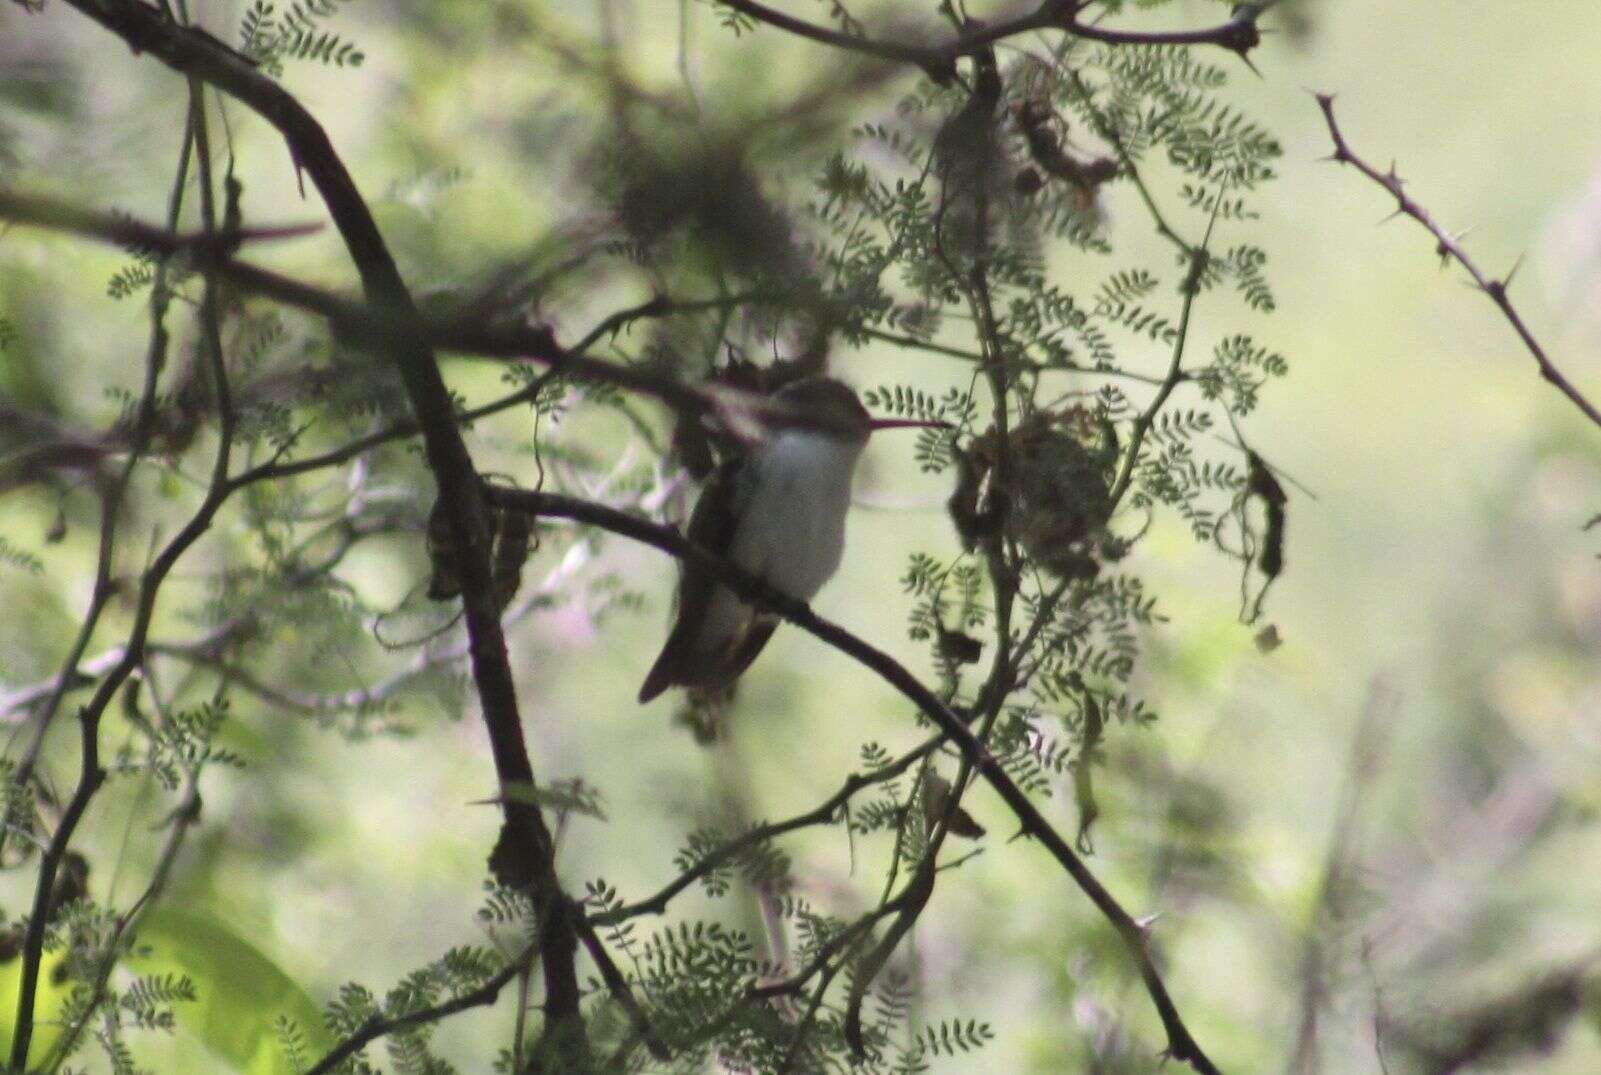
[1503,253,1526,290]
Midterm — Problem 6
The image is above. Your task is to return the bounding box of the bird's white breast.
[732,430,864,600]
[688,429,866,653]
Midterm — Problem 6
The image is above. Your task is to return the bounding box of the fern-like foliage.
[106,259,155,300]
[119,697,245,791]
[239,0,366,75]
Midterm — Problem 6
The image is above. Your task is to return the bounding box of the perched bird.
[638,377,939,702]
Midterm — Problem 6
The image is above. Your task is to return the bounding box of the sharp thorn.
[1504,253,1526,288]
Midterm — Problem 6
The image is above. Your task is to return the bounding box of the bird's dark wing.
[638,456,749,702]
[710,618,779,688]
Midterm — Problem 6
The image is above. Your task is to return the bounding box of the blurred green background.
[3,0,1601,1071]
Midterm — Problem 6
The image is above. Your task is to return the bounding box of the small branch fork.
[1315,93,1601,432]
[591,733,941,925]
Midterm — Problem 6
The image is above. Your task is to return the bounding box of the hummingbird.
[638,376,941,702]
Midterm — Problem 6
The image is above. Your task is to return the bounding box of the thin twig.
[859,325,1176,386]
[1315,93,1601,431]
[301,943,539,1075]
[571,913,671,1061]
[0,188,707,423]
[35,667,208,1075]
[6,94,221,1071]
[591,733,939,924]
[1106,197,1223,510]
[0,113,198,864]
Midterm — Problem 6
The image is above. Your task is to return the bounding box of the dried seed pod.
[428,497,533,608]
[931,45,1007,265]
[1050,550,1101,582]
[1246,451,1287,578]
[1254,624,1282,653]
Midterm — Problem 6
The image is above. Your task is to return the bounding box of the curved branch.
[1315,93,1601,432]
[485,484,1222,1075]
[4,94,210,1069]
[718,0,978,78]
[0,189,1019,453]
[299,928,666,1075]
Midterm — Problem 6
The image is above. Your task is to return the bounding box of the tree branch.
[0,186,319,249]
[4,92,206,1070]
[5,242,237,1075]
[1107,253,1206,508]
[485,484,1222,1074]
[1315,93,1601,432]
[712,0,1263,77]
[0,111,198,863]
[0,188,708,420]
[35,664,210,1075]
[54,0,587,1051]
[1066,4,1264,53]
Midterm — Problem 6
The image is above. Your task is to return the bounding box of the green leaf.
[127,908,334,1075]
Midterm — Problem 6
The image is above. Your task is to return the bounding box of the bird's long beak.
[869,417,951,432]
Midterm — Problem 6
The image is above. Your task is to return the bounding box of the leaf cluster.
[240,0,366,75]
